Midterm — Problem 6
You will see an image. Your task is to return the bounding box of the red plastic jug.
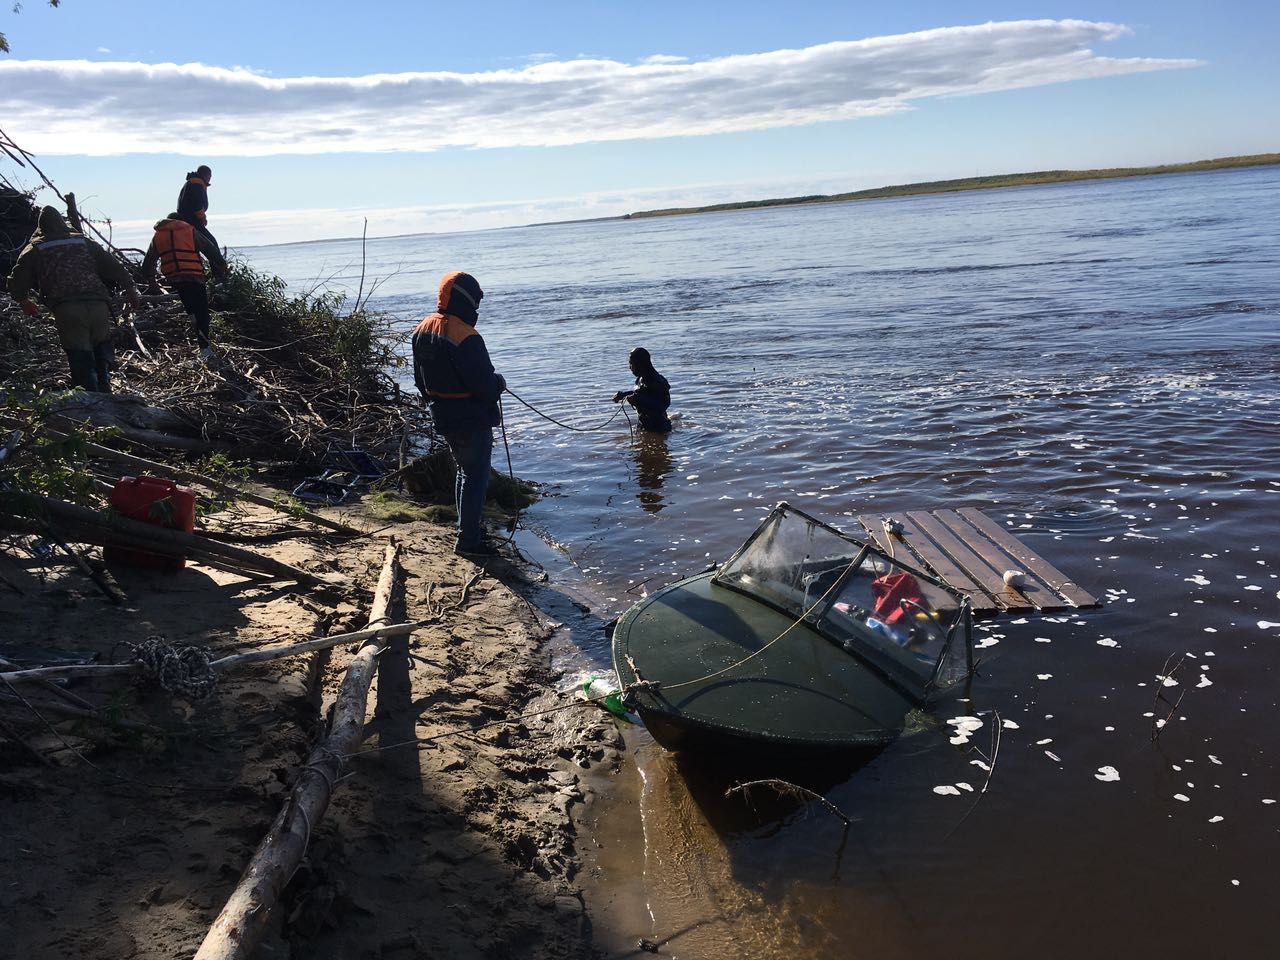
[104,475,197,571]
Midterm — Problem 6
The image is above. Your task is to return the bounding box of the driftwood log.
[0,620,421,685]
[8,496,331,585]
[78,434,366,538]
[0,414,368,538]
[194,540,403,960]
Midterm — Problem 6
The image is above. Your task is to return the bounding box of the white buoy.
[1003,569,1027,589]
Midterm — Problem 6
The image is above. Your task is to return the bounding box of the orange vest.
[154,219,205,279]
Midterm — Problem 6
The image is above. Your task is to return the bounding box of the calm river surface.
[247,166,1280,959]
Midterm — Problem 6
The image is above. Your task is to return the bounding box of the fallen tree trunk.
[209,619,423,671]
[0,414,367,538]
[79,434,366,538]
[9,496,331,585]
[0,620,421,685]
[194,540,403,960]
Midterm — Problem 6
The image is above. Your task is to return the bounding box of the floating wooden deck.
[856,507,1099,616]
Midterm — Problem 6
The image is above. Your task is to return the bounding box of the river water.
[247,166,1280,958]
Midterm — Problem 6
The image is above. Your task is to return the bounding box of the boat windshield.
[713,504,972,700]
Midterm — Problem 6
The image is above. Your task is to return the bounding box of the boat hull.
[613,572,915,759]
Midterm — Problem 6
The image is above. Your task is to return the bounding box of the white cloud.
[1,20,1199,158]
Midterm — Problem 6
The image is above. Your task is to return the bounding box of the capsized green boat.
[613,503,975,757]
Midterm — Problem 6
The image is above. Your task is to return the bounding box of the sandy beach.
[0,502,623,959]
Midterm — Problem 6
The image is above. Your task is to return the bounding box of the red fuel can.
[104,475,197,571]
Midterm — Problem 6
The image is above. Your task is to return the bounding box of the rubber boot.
[93,343,113,393]
[65,349,98,391]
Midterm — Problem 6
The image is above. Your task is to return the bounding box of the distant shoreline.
[239,152,1279,250]
[623,153,1280,220]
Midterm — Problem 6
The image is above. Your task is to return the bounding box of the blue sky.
[1,1,1275,246]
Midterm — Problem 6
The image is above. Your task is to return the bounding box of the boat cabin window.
[713,507,860,619]
[815,556,969,695]
[715,505,972,700]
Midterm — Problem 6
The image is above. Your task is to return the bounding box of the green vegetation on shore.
[625,153,1280,220]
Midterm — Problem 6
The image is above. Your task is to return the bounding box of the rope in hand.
[497,395,519,546]
[504,386,632,436]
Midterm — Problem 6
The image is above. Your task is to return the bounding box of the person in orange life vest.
[176,165,218,246]
[6,205,139,392]
[412,271,507,557]
[140,213,229,358]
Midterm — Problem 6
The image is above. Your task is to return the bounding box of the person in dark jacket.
[6,206,139,392]
[612,346,672,433]
[176,165,217,246]
[412,271,507,557]
[140,213,230,359]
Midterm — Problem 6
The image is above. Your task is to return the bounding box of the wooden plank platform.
[855,508,1099,616]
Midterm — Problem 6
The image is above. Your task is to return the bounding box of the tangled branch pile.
[119,260,437,468]
[1,190,437,471]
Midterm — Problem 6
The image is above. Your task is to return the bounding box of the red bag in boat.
[872,572,928,625]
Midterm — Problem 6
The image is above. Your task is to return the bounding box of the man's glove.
[612,390,629,403]
[494,373,507,394]
[18,299,39,317]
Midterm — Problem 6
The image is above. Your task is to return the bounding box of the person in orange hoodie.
[411,271,507,557]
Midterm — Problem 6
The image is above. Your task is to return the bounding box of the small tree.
[1,1,61,54]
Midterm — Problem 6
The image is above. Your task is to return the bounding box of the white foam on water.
[1263,799,1276,805]
[1002,719,1020,730]
[1186,575,1211,585]
[947,716,983,745]
[958,782,975,792]
[1245,585,1262,591]
[1209,755,1222,765]
[1037,674,1053,680]
[1259,621,1280,630]
[1095,766,1120,782]
[933,785,961,796]
[1098,638,1118,647]
[975,637,1000,649]
[1035,637,1052,643]
[1045,751,1062,762]
[1174,794,1191,802]
[1197,676,1214,688]
[1036,738,1053,745]
[1210,816,1224,823]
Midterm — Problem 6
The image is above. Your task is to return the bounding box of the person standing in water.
[612,346,672,433]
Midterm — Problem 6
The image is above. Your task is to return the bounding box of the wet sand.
[0,505,628,958]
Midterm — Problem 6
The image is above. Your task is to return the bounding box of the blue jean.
[445,428,493,547]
